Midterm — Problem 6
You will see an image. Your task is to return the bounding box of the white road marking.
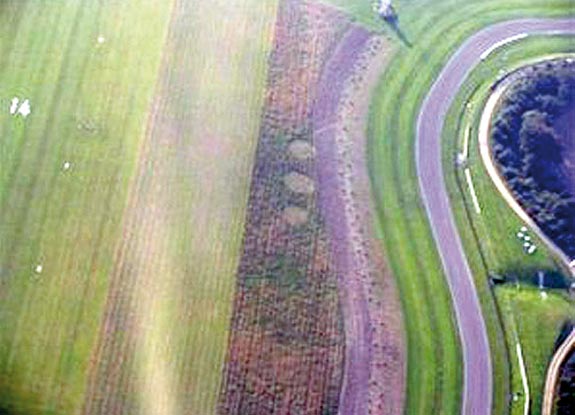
[516,342,531,415]
[507,301,531,415]
[459,123,471,163]
[480,33,529,60]
[464,168,481,214]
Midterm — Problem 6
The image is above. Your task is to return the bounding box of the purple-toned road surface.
[416,18,575,415]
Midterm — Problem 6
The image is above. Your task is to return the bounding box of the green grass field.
[1,1,574,415]
[442,36,575,415]
[0,1,277,414]
[362,1,575,415]
[0,2,174,412]
[496,287,575,415]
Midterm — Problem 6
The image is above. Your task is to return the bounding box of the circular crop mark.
[283,206,309,226]
[287,139,314,161]
[283,172,315,195]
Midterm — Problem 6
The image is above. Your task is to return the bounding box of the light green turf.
[363,1,575,415]
[497,287,575,415]
[442,36,575,415]
[0,2,175,413]
[0,1,278,414]
[322,0,382,28]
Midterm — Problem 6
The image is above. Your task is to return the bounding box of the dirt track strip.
[541,328,575,415]
[313,31,405,415]
[416,18,575,415]
[219,1,406,413]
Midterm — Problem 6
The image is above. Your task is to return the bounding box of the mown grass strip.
[0,1,177,412]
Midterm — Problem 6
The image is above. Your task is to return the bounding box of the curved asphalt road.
[416,18,575,415]
[542,327,575,415]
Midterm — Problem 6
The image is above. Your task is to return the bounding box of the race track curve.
[416,18,575,415]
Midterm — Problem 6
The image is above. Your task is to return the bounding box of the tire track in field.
[81,1,185,413]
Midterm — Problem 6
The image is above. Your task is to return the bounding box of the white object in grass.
[464,168,481,214]
[97,35,106,44]
[538,271,544,289]
[517,232,524,239]
[527,245,537,255]
[35,264,43,274]
[520,226,528,233]
[523,242,531,248]
[18,99,31,118]
[524,236,531,242]
[63,161,71,171]
[540,291,548,300]
[9,97,19,115]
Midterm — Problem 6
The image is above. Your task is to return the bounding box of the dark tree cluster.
[557,351,575,415]
[491,59,575,258]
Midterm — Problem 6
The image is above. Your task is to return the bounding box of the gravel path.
[314,24,405,415]
[313,27,372,415]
